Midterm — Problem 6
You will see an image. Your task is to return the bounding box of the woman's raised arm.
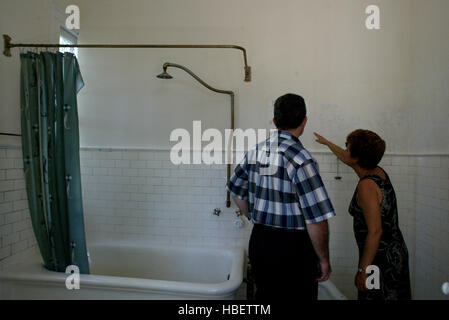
[314,132,348,165]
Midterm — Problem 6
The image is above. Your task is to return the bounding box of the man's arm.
[232,196,250,219]
[306,220,331,282]
[226,153,250,217]
[291,159,335,282]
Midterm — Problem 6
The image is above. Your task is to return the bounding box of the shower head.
[156,70,173,79]
[157,63,173,79]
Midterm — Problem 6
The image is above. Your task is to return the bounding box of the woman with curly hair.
[314,129,411,300]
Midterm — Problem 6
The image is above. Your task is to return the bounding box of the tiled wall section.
[1,145,448,300]
[79,148,448,300]
[80,149,252,249]
[412,156,449,300]
[0,147,39,271]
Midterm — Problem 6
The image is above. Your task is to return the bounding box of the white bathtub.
[0,241,346,300]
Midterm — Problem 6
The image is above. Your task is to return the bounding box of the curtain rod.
[3,34,252,82]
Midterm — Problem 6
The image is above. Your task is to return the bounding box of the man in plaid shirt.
[227,93,336,300]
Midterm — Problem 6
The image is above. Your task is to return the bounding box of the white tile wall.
[0,147,39,271]
[80,149,252,250]
[412,156,449,300]
[79,148,448,300]
[1,144,448,300]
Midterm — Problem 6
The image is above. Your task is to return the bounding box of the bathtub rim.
[0,241,245,298]
[318,280,348,300]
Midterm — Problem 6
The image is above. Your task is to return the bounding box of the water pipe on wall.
[157,62,234,208]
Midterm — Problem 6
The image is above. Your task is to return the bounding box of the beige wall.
[408,0,449,300]
[408,0,449,153]
[1,1,448,151]
[0,0,55,145]
[46,0,416,153]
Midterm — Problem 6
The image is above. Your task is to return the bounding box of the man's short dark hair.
[273,93,307,130]
[347,129,386,170]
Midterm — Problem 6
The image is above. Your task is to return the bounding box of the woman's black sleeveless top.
[348,168,411,300]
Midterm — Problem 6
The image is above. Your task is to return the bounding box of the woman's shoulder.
[355,177,383,208]
[360,167,388,182]
[357,178,380,193]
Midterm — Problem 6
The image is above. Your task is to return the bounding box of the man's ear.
[301,116,308,128]
[272,118,277,127]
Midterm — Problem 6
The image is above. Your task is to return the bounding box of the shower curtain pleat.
[20,51,89,274]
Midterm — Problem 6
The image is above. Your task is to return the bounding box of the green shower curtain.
[20,51,89,274]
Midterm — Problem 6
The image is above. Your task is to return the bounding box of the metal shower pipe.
[157,62,234,208]
[3,34,252,82]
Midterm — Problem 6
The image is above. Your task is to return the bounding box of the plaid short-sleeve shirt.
[226,130,336,230]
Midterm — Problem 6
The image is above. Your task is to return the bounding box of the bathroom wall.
[0,0,62,146]
[411,156,449,299]
[407,0,449,299]
[0,0,57,270]
[79,148,449,299]
[408,0,449,153]
[0,147,39,270]
[79,147,438,299]
[51,0,413,154]
[64,0,447,299]
[2,146,447,299]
